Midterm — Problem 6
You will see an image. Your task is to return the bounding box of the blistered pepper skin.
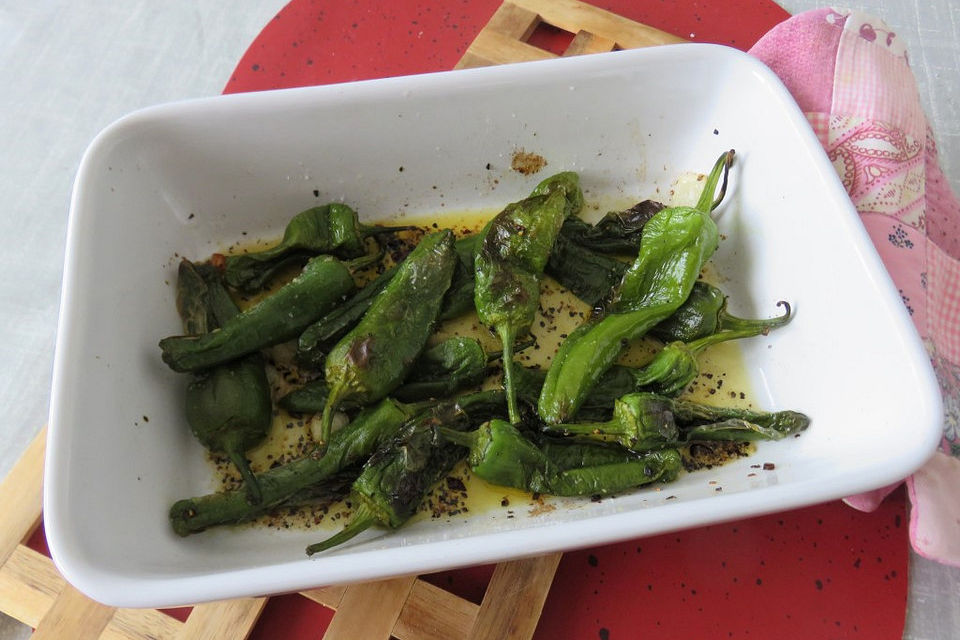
[538,152,734,424]
[160,255,356,373]
[475,172,583,424]
[224,203,409,292]
[319,230,458,442]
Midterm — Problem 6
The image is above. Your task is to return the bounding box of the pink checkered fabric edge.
[831,12,927,142]
[928,239,960,363]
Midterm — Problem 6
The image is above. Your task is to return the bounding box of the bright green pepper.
[548,392,809,452]
[319,230,458,442]
[223,203,410,292]
[175,260,273,504]
[538,151,734,424]
[627,301,792,397]
[441,419,681,496]
[160,254,356,373]
[306,390,505,554]
[475,171,583,424]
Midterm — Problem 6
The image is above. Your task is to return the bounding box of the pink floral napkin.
[750,8,960,566]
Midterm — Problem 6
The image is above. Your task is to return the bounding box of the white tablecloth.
[0,1,956,637]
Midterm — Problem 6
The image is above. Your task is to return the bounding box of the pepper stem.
[719,300,792,334]
[319,380,348,444]
[547,420,615,438]
[687,301,792,355]
[486,336,536,362]
[361,223,418,236]
[226,445,262,506]
[306,502,377,555]
[436,426,477,448]
[497,326,521,424]
[344,249,384,272]
[695,149,735,213]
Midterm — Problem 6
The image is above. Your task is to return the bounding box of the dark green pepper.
[305,390,505,554]
[296,234,480,369]
[160,254,356,373]
[296,265,399,369]
[223,203,410,292]
[175,260,273,504]
[280,336,491,412]
[538,151,734,424]
[169,396,419,535]
[475,171,584,424]
[536,436,641,471]
[545,233,627,308]
[319,230,458,442]
[548,392,810,452]
[441,419,681,496]
[651,282,790,343]
[438,233,481,321]
[391,336,490,402]
[560,199,664,255]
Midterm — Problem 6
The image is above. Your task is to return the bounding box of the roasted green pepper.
[169,397,418,535]
[560,200,664,255]
[438,233,481,320]
[441,419,681,496]
[160,254,356,373]
[538,151,734,424]
[319,230,458,442]
[475,171,583,424]
[176,260,272,504]
[281,336,491,412]
[628,301,792,397]
[651,282,790,343]
[306,390,505,554]
[545,233,627,308]
[296,265,399,369]
[391,336,490,402]
[549,392,810,452]
[223,203,409,292]
[296,234,481,369]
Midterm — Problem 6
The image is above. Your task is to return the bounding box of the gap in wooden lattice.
[526,20,576,56]
[419,563,497,606]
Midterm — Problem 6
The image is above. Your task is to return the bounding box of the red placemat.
[223,2,909,638]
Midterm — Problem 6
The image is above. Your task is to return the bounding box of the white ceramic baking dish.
[45,43,941,608]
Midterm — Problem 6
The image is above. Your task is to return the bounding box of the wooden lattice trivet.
[0,2,684,637]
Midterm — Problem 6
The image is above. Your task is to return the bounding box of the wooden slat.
[564,30,617,56]
[322,575,417,640]
[458,28,556,69]
[0,544,65,628]
[101,608,184,640]
[485,1,541,40]
[512,0,685,48]
[0,427,45,566]
[467,552,563,640]
[175,598,267,640]
[32,584,115,640]
[300,584,347,609]
[392,579,480,640]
